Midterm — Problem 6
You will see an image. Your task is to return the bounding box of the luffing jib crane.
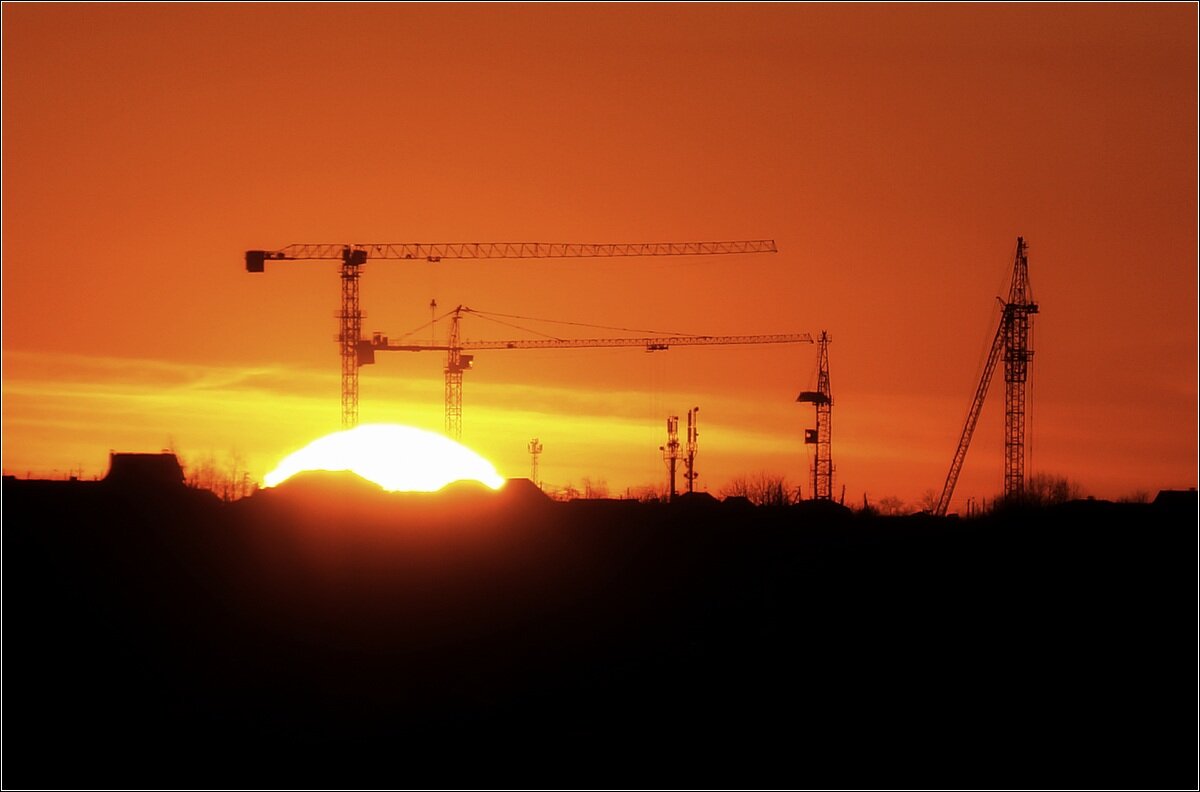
[934,237,1038,516]
[245,240,778,428]
[364,305,813,439]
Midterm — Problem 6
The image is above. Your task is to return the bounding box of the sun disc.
[264,424,505,492]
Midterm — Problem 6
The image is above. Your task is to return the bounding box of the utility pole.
[661,415,680,503]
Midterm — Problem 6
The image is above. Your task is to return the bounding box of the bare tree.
[184,449,254,501]
[720,472,797,506]
[1024,472,1084,506]
[916,489,939,513]
[628,484,666,503]
[581,477,609,499]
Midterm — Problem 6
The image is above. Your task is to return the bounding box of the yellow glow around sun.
[264,424,505,492]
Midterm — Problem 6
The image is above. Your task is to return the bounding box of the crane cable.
[468,311,566,341]
[391,306,466,342]
[466,308,703,339]
[391,305,706,344]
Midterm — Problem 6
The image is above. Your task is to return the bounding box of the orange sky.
[3,4,1197,508]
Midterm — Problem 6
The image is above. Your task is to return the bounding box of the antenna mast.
[684,407,699,494]
[528,438,543,489]
[661,415,680,503]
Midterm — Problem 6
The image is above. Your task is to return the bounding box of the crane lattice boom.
[933,320,1005,516]
[246,239,779,428]
[372,333,812,352]
[364,308,812,440]
[249,240,777,268]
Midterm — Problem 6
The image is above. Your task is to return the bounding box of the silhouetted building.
[1153,488,1198,517]
[103,452,185,488]
[721,495,754,510]
[501,477,553,504]
[674,491,719,509]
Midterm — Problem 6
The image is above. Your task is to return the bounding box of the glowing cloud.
[264,424,505,492]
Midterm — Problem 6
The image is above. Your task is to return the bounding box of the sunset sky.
[3,4,1196,508]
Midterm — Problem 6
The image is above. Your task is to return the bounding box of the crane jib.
[369,334,813,352]
[246,240,778,272]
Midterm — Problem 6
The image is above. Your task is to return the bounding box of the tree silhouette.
[720,472,797,506]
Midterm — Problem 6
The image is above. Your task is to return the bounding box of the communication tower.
[661,415,681,502]
[528,438,543,489]
[684,407,700,494]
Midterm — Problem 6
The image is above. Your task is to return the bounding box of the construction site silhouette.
[2,469,1195,788]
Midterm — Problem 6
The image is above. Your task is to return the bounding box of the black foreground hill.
[3,471,1196,788]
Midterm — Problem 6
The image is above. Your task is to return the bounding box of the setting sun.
[263,424,505,492]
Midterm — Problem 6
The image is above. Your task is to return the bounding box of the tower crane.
[797,331,833,500]
[933,237,1038,516]
[363,305,814,440]
[245,240,778,429]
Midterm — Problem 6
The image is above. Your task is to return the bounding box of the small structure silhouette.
[103,452,185,488]
[1152,488,1198,517]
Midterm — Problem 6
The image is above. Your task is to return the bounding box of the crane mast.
[246,240,778,429]
[797,331,833,500]
[338,248,366,427]
[444,307,472,439]
[1003,238,1037,501]
[934,237,1038,516]
[366,307,812,441]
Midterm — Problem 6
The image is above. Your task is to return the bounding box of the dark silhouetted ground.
[2,475,1196,788]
